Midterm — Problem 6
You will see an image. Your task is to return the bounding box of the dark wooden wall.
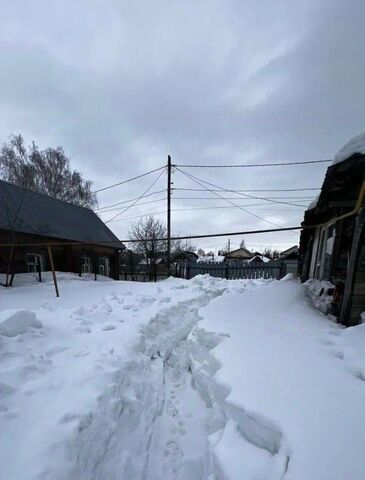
[0,230,120,280]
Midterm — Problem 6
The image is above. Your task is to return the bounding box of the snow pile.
[0,310,42,337]
[1,272,365,479]
[305,278,336,314]
[333,131,365,165]
[194,278,365,480]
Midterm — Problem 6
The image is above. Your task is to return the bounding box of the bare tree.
[129,216,167,267]
[171,237,196,261]
[197,248,205,257]
[129,216,196,268]
[239,238,246,249]
[262,248,281,260]
[0,134,97,208]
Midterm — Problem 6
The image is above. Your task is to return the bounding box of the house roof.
[224,247,253,258]
[0,180,123,249]
[333,131,365,165]
[248,255,271,263]
[280,245,299,257]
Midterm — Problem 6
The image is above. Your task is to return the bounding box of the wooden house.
[224,247,253,262]
[278,245,299,275]
[0,180,124,283]
[247,254,271,264]
[299,133,365,326]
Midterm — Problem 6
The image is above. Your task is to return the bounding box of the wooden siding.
[0,229,121,280]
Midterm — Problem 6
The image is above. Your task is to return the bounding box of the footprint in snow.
[331,349,344,360]
[102,325,116,331]
[73,326,91,333]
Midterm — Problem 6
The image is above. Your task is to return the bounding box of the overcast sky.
[0,0,364,252]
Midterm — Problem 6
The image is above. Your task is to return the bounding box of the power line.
[107,202,306,223]
[174,159,331,168]
[176,169,310,208]
[0,226,302,247]
[174,187,320,192]
[92,166,165,194]
[105,168,166,223]
[95,190,166,211]
[97,197,166,214]
[99,197,310,216]
[106,202,307,221]
[172,196,314,201]
[176,168,298,230]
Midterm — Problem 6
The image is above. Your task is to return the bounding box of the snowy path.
[1,273,365,479]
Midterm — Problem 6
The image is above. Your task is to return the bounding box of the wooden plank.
[350,295,365,307]
[353,283,365,295]
[47,245,60,297]
[355,271,365,282]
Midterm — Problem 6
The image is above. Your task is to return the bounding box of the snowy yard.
[1,273,365,480]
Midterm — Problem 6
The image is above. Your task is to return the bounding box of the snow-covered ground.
[0,273,364,480]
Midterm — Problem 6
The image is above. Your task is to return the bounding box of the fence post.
[37,258,42,283]
[225,263,229,280]
[186,262,191,280]
[279,262,286,279]
[154,262,157,282]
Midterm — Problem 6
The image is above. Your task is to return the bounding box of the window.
[26,253,45,273]
[80,255,91,274]
[98,256,110,277]
[312,222,337,280]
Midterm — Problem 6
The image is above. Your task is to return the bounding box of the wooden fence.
[120,260,286,282]
[180,260,286,280]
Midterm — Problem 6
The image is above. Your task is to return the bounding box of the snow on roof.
[197,255,225,263]
[333,131,365,165]
[248,255,271,263]
[307,193,320,211]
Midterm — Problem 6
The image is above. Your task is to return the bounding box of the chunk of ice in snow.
[280,273,294,282]
[0,310,42,337]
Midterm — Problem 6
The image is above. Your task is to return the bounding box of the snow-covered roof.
[248,255,271,263]
[333,132,365,165]
[197,255,225,264]
[307,193,320,211]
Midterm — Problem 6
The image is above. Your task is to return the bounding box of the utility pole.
[167,155,172,275]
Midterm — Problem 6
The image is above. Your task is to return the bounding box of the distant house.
[0,180,124,283]
[172,251,198,262]
[224,247,253,262]
[299,132,365,326]
[247,254,271,264]
[278,246,299,275]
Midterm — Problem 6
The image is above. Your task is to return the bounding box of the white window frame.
[98,256,110,277]
[81,255,91,274]
[26,253,45,273]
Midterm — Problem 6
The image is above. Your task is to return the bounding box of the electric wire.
[174,187,320,192]
[176,169,310,208]
[97,197,166,214]
[95,190,166,211]
[106,202,307,222]
[175,168,297,230]
[174,159,331,168]
[92,166,165,194]
[105,167,166,223]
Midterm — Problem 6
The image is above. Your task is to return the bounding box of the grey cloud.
[0,0,364,250]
